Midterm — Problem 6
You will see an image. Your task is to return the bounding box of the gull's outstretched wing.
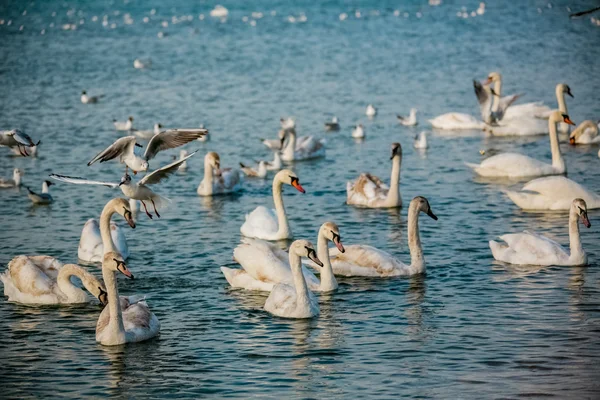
[12,129,40,147]
[88,136,138,166]
[49,174,119,188]
[143,129,207,161]
[140,151,197,185]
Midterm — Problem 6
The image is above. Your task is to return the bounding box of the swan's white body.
[569,120,600,144]
[0,168,23,188]
[240,169,304,240]
[95,198,160,346]
[280,129,325,161]
[324,197,437,277]
[78,218,130,262]
[197,152,243,196]
[429,113,484,130]
[398,108,418,126]
[222,222,342,293]
[263,240,322,319]
[504,176,600,210]
[490,199,590,266]
[414,132,428,149]
[1,256,106,305]
[347,143,402,208]
[466,110,572,178]
[352,124,365,138]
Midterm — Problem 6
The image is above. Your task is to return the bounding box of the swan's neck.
[548,119,565,173]
[407,204,425,274]
[56,264,89,301]
[317,234,337,291]
[99,205,117,253]
[273,180,290,237]
[283,130,296,159]
[290,253,310,306]
[556,87,569,134]
[203,159,214,193]
[386,155,401,205]
[569,209,584,260]
[273,152,281,168]
[102,265,126,341]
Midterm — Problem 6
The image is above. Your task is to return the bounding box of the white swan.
[222,222,344,292]
[0,168,23,188]
[280,129,326,161]
[1,256,108,305]
[366,104,377,118]
[569,120,600,144]
[240,169,305,240]
[429,112,484,130]
[397,108,418,126]
[414,132,428,149]
[95,198,160,346]
[325,196,437,277]
[347,143,402,208]
[197,152,243,196]
[78,219,131,263]
[26,180,54,204]
[352,124,365,138]
[466,111,574,178]
[490,198,591,266]
[264,240,323,319]
[239,161,267,178]
[504,176,600,210]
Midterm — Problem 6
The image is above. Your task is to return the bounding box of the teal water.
[1,1,600,398]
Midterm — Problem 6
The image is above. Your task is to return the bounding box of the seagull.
[352,124,365,138]
[397,108,418,126]
[239,161,267,178]
[325,116,340,131]
[87,128,207,174]
[51,152,196,219]
[0,129,40,156]
[366,104,377,118]
[197,124,210,142]
[0,168,23,188]
[133,59,151,69]
[413,132,428,149]
[26,180,54,204]
[255,151,282,171]
[113,116,134,131]
[81,90,104,104]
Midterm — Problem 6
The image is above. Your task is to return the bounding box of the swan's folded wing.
[8,256,55,295]
[241,206,279,236]
[478,153,549,174]
[499,231,566,261]
[49,174,119,188]
[144,129,207,160]
[140,151,197,185]
[265,283,297,314]
[521,176,587,198]
[88,136,137,166]
[328,244,400,274]
[234,240,294,285]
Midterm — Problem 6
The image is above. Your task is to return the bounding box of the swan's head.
[549,111,575,126]
[320,221,345,253]
[89,284,108,306]
[290,240,323,267]
[558,83,574,98]
[103,252,134,279]
[390,142,402,160]
[280,117,296,130]
[110,197,136,228]
[572,198,591,228]
[569,120,598,144]
[411,196,438,220]
[483,72,502,85]
[275,169,305,193]
[205,152,220,170]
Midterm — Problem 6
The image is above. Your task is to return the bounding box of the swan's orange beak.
[133,170,138,175]
[564,116,576,126]
[569,136,576,145]
[292,181,305,193]
[483,77,493,85]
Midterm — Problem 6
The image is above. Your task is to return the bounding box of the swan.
[261,130,286,150]
[280,129,326,161]
[1,255,108,305]
[352,124,365,138]
[504,176,600,210]
[0,168,23,188]
[397,108,418,126]
[113,116,134,131]
[264,240,323,319]
[240,169,305,240]
[280,117,296,131]
[26,180,54,204]
[222,222,344,292]
[175,149,189,171]
[366,104,377,118]
[490,198,591,266]
[324,196,438,277]
[325,116,340,131]
[197,152,243,196]
[78,218,131,263]
[240,161,267,178]
[81,90,103,104]
[569,120,600,144]
[414,132,428,149]
[429,112,484,130]
[347,143,402,208]
[95,197,160,346]
[466,111,574,178]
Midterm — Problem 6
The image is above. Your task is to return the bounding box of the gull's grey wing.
[140,151,197,185]
[88,136,137,166]
[143,129,208,161]
[12,129,39,146]
[49,174,119,188]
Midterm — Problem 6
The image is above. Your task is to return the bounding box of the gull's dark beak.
[426,208,438,220]
[119,181,125,186]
